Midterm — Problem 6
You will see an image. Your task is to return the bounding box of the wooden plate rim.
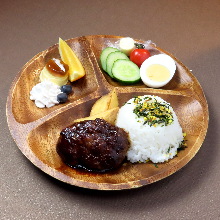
[6,35,209,190]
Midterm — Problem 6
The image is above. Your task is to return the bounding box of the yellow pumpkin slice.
[59,37,86,82]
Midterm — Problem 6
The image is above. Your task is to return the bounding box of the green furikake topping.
[154,163,159,168]
[132,96,174,127]
[177,133,187,152]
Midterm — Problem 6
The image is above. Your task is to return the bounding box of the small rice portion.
[116,95,183,163]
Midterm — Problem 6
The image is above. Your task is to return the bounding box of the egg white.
[140,54,176,88]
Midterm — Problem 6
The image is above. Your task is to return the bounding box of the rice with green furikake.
[116,95,184,163]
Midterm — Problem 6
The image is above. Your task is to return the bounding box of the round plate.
[6,35,208,190]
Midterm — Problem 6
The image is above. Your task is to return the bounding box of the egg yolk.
[146,64,170,82]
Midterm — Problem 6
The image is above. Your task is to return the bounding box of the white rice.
[116,95,183,163]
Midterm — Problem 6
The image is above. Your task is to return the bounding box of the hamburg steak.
[56,118,130,172]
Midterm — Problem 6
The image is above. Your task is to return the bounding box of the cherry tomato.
[130,49,150,67]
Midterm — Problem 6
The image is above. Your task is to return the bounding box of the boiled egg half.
[140,54,176,88]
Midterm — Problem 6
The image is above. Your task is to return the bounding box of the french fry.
[90,88,118,116]
[108,88,119,110]
[74,107,119,125]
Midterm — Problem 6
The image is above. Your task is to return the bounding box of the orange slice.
[59,38,85,82]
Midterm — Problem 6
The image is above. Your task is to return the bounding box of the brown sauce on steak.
[56,118,130,173]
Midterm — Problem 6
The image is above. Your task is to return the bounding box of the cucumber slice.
[100,47,119,71]
[112,60,141,84]
[106,51,129,77]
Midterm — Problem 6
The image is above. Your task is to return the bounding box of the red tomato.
[130,49,150,67]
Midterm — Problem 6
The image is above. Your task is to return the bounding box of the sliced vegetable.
[111,60,140,84]
[74,107,119,125]
[90,88,118,116]
[106,51,129,77]
[100,47,119,71]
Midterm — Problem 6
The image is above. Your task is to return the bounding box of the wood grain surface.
[6,35,208,190]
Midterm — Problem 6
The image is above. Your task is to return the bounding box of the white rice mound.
[116,95,183,163]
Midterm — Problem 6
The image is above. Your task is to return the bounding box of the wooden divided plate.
[6,35,209,190]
